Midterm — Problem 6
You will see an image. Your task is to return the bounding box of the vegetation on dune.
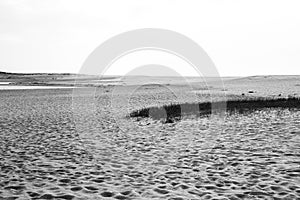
[129,97,300,121]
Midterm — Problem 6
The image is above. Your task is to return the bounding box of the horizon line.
[1,70,300,78]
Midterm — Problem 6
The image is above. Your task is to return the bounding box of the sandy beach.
[0,76,299,199]
[2,0,300,199]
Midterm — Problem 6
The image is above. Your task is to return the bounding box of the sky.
[0,0,299,76]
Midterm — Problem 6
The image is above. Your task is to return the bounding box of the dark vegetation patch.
[129,97,300,122]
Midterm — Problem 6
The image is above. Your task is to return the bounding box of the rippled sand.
[0,88,300,200]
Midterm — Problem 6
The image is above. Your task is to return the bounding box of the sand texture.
[0,81,300,199]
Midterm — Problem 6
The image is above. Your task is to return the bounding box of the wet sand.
[0,84,300,199]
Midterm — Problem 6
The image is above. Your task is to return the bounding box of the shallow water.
[0,82,11,85]
[0,85,79,90]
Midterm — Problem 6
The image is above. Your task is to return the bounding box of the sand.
[0,80,300,199]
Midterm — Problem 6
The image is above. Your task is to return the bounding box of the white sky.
[0,0,299,76]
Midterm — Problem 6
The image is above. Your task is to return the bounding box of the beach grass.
[130,97,300,120]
